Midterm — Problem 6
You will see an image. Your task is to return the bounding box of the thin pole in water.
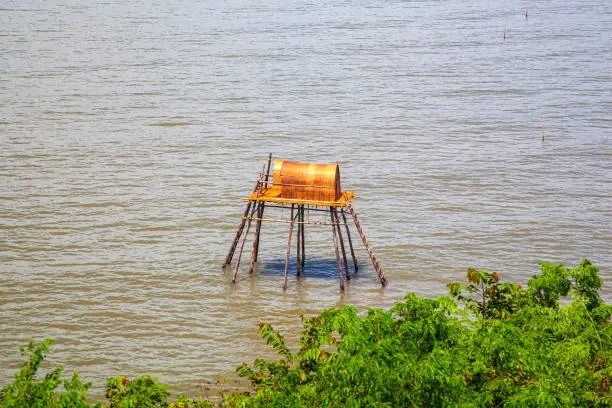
[300,206,305,269]
[296,205,302,277]
[341,208,358,273]
[334,208,350,281]
[249,202,265,274]
[542,105,546,141]
[232,201,258,283]
[330,208,345,291]
[504,17,508,40]
[283,204,295,290]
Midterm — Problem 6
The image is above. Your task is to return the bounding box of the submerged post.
[341,209,358,273]
[249,202,265,274]
[296,206,302,276]
[283,204,296,290]
[330,208,345,291]
[223,201,251,268]
[224,166,265,268]
[300,205,305,269]
[333,208,350,281]
[232,200,258,283]
[229,166,264,282]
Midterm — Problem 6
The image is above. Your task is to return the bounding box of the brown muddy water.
[1,0,611,398]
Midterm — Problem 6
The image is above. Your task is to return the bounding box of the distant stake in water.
[504,17,508,40]
[526,0,529,19]
[542,105,546,141]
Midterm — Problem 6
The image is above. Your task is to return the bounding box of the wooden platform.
[247,186,355,208]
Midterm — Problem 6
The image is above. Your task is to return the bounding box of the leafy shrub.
[0,340,211,408]
[229,260,611,407]
[1,260,610,407]
[0,338,96,408]
[105,375,169,408]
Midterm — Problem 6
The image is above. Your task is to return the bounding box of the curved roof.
[272,160,342,202]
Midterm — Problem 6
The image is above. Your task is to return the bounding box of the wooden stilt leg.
[249,202,265,274]
[333,208,350,281]
[264,153,273,187]
[330,208,345,291]
[254,203,265,262]
[252,154,272,271]
[283,204,295,290]
[224,165,265,268]
[346,201,387,286]
[232,201,259,283]
[223,201,252,267]
[341,209,358,273]
[296,205,302,276]
[300,206,305,268]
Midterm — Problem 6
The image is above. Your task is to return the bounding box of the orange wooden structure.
[272,160,341,202]
[223,154,386,291]
[249,160,354,207]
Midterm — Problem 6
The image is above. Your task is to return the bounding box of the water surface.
[1,0,611,397]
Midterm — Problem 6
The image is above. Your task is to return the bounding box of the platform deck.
[247,186,354,207]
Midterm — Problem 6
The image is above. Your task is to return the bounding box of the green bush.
[105,375,169,408]
[228,259,611,407]
[1,260,610,407]
[0,338,96,408]
[0,340,211,408]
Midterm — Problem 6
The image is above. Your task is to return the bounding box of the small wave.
[148,122,195,127]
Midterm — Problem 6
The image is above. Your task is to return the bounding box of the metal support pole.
[341,209,358,273]
[249,202,265,274]
[224,166,264,268]
[223,201,251,268]
[330,208,345,291]
[253,202,265,262]
[333,208,350,281]
[296,205,302,276]
[264,153,272,187]
[283,204,295,290]
[346,200,386,286]
[232,201,259,283]
[300,205,305,269]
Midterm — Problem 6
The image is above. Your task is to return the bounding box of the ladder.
[345,200,387,286]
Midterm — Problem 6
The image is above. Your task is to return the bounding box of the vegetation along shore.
[1,259,610,407]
